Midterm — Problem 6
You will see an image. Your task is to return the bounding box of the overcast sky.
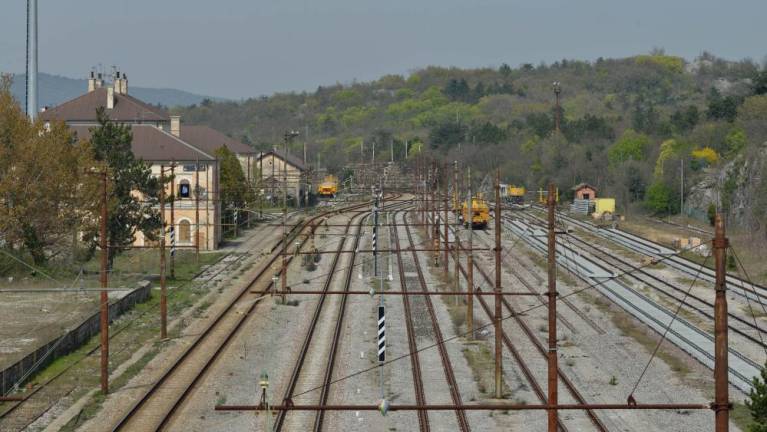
[1,0,765,99]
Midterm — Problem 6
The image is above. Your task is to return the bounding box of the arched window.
[179,180,191,198]
[179,220,191,243]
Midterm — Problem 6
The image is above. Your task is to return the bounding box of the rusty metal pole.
[170,162,175,279]
[466,167,474,339]
[159,166,168,340]
[195,157,200,264]
[453,162,460,304]
[713,214,730,432]
[547,182,559,432]
[99,171,109,395]
[433,163,440,266]
[494,170,503,399]
[443,163,449,277]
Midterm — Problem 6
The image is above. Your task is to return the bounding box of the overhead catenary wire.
[290,217,720,402]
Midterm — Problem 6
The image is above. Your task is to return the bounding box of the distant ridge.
[7,72,222,109]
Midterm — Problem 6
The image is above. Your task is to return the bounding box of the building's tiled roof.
[572,182,597,191]
[40,88,169,123]
[70,125,214,162]
[257,149,306,171]
[180,125,256,156]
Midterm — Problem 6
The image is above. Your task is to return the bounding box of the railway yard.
[0,164,762,432]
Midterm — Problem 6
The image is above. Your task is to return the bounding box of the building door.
[179,220,191,243]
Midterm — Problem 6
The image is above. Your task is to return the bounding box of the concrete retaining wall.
[0,280,152,395]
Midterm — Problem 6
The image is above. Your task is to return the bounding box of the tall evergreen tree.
[89,108,162,266]
[748,363,767,432]
[215,146,254,231]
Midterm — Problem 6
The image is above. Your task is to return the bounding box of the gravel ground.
[472,211,744,431]
[69,222,286,432]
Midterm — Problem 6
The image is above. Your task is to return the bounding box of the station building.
[40,72,255,251]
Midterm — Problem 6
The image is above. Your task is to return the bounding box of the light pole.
[552,81,562,133]
[281,130,300,303]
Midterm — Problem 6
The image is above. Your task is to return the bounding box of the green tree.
[645,181,678,215]
[747,362,767,432]
[215,146,254,231]
[89,108,162,267]
[609,129,650,166]
[0,75,99,265]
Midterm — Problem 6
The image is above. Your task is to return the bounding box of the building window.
[179,220,191,243]
[183,164,207,172]
[179,180,191,198]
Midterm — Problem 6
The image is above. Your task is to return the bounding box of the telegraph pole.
[466,167,474,339]
[494,170,503,399]
[195,157,200,265]
[443,163,449,277]
[98,170,109,394]
[553,81,562,133]
[159,165,168,339]
[713,214,730,432]
[282,131,299,304]
[170,162,176,279]
[547,182,559,432]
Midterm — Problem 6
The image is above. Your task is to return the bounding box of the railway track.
[536,206,767,304]
[0,221,289,432]
[515,211,767,355]
[402,213,471,432]
[274,211,363,431]
[391,210,429,431]
[506,216,761,393]
[437,217,607,431]
[109,201,372,431]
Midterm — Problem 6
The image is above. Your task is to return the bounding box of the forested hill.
[173,52,767,232]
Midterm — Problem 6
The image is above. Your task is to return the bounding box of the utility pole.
[443,163,449,277]
[680,158,685,218]
[547,182,559,432]
[553,81,562,133]
[159,165,168,340]
[98,170,109,394]
[453,161,460,305]
[170,162,175,279]
[494,170,503,399]
[195,157,200,265]
[282,131,299,304]
[713,214,730,432]
[466,167,474,339]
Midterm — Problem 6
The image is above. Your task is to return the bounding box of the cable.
[628,254,709,398]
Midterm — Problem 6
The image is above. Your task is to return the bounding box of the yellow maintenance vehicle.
[317,175,338,198]
[461,194,490,229]
[506,185,526,205]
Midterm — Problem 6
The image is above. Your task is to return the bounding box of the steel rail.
[507,216,760,393]
[312,211,372,431]
[392,210,430,431]
[443,214,607,431]
[273,213,361,431]
[109,201,373,432]
[555,220,767,347]
[0,224,283,428]
[218,402,710,411]
[402,214,471,432]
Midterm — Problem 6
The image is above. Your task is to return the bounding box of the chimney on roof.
[107,86,114,109]
[88,71,97,92]
[113,71,129,95]
[96,73,104,89]
[170,115,181,137]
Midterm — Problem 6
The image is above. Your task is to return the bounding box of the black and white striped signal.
[169,227,176,257]
[378,306,386,362]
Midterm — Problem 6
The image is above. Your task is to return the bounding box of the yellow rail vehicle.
[317,175,338,198]
[507,186,526,205]
[461,197,490,229]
